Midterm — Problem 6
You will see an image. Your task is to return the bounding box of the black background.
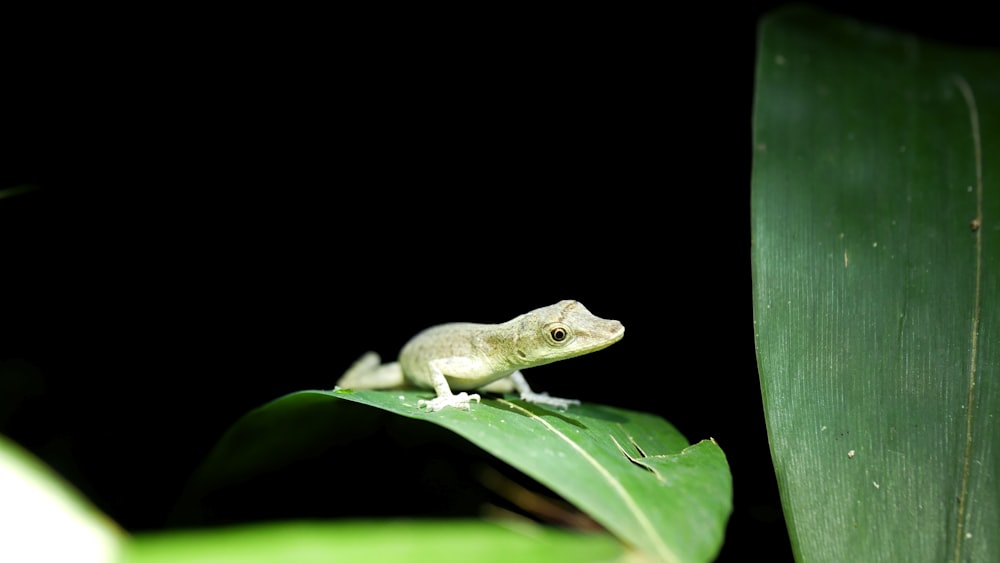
[2,3,995,561]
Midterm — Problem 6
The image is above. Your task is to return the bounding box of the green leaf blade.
[752,6,1000,562]
[332,390,732,563]
[190,389,732,563]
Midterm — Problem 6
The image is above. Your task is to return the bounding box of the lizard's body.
[336,300,624,411]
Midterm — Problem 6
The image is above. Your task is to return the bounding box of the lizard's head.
[511,300,624,367]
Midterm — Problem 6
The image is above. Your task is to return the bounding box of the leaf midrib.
[497,399,677,563]
[952,73,984,563]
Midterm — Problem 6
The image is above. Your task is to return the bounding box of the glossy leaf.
[190,389,733,563]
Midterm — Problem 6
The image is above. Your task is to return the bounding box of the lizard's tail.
[336,351,381,388]
[336,352,405,390]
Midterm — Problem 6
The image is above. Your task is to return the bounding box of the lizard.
[335,300,624,412]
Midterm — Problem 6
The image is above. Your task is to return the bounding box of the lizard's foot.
[519,391,580,410]
[418,392,481,412]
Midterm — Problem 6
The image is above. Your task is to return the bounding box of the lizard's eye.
[547,324,571,345]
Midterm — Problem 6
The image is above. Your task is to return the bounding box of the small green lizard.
[336,300,624,411]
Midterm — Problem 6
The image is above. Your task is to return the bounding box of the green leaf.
[337,390,731,563]
[752,6,1000,562]
[189,390,732,563]
[126,520,623,563]
[0,434,124,563]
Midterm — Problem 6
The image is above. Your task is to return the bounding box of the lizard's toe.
[418,392,481,411]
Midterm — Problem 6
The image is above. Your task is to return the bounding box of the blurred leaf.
[0,434,123,563]
[126,520,623,563]
[0,185,39,201]
[752,6,1000,562]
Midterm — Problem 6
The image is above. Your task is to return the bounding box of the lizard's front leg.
[417,360,481,412]
[507,371,580,410]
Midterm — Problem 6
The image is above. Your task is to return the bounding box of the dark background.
[1,3,995,561]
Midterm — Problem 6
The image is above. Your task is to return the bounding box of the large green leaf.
[336,390,730,563]
[188,390,732,563]
[752,6,1000,562]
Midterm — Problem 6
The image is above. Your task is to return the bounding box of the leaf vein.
[951,73,983,563]
[497,399,675,562]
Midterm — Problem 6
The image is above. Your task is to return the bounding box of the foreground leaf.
[0,434,123,563]
[752,6,1000,562]
[189,389,731,562]
[126,520,622,563]
[331,390,731,563]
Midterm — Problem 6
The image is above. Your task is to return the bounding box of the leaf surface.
[190,389,733,563]
[752,6,1000,561]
